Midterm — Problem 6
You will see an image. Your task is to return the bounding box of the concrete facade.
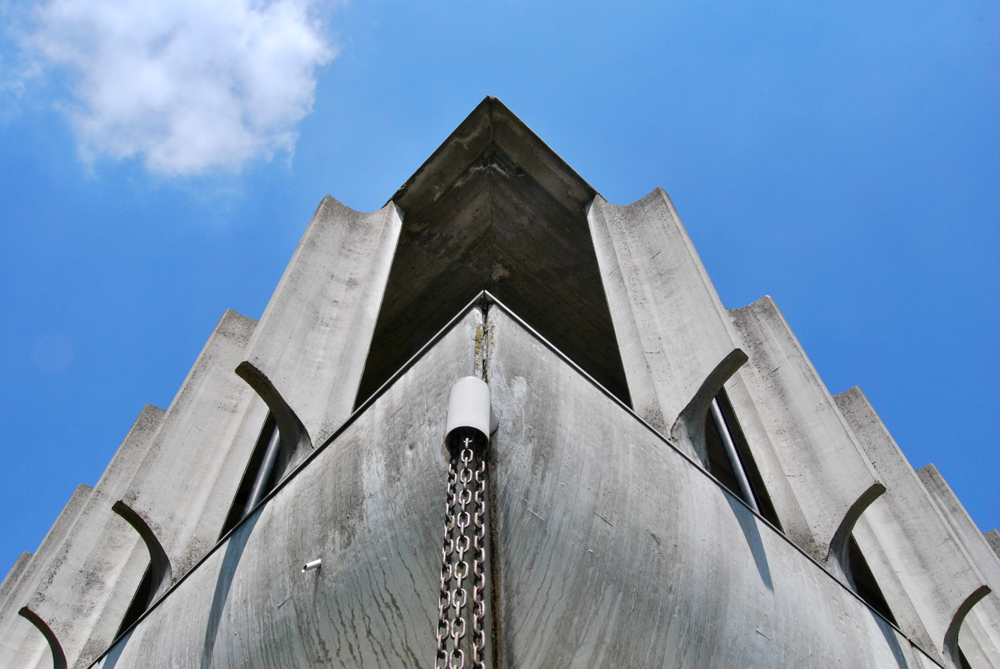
[2,97,997,669]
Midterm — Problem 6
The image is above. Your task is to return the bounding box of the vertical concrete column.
[587,190,747,459]
[836,387,989,667]
[729,297,883,568]
[0,485,92,669]
[237,197,403,447]
[119,310,270,581]
[23,405,164,669]
[917,464,1000,667]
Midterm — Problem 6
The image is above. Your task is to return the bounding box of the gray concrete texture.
[728,297,884,569]
[93,309,482,668]
[988,531,1000,561]
[836,387,989,667]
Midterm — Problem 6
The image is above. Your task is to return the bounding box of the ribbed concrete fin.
[731,298,881,566]
[118,307,266,580]
[836,386,990,663]
[242,198,403,445]
[586,189,742,437]
[112,501,173,599]
[91,404,166,501]
[917,463,1000,587]
[18,607,67,669]
[159,309,257,415]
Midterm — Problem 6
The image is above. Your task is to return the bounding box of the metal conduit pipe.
[710,398,760,515]
[244,426,282,517]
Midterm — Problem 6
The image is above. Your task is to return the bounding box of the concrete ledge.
[730,297,883,568]
[119,310,268,580]
[238,196,403,446]
[587,189,745,457]
[836,387,989,666]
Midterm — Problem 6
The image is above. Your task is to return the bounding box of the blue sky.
[0,0,996,577]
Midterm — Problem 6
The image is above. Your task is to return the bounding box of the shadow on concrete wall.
[872,609,909,669]
[200,510,262,669]
[101,628,133,669]
[725,495,773,592]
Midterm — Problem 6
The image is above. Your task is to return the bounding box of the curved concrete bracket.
[943,585,991,666]
[112,501,173,600]
[827,480,886,571]
[18,607,67,669]
[671,348,748,464]
[236,360,313,471]
[837,386,991,663]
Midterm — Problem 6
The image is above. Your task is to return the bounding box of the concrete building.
[2,97,998,669]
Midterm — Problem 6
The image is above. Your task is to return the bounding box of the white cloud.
[29,0,335,175]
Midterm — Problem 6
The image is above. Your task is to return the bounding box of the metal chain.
[435,436,488,669]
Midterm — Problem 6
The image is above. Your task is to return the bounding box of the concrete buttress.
[0,485,92,669]
[117,310,269,582]
[836,387,989,667]
[586,189,747,457]
[917,463,1000,667]
[23,405,164,669]
[236,197,403,447]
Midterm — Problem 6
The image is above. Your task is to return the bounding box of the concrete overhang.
[356,96,631,407]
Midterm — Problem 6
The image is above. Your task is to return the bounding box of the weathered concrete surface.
[23,405,165,669]
[238,197,402,448]
[729,297,883,569]
[93,310,480,669]
[917,464,1000,667]
[119,310,269,582]
[988,531,1000,561]
[0,485,92,669]
[0,554,32,612]
[486,306,937,668]
[587,190,746,454]
[836,387,989,667]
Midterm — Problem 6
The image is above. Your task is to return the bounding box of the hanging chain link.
[436,436,488,669]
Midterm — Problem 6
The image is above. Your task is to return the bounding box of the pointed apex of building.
[390,96,596,218]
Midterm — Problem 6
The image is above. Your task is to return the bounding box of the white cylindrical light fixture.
[445,376,497,447]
